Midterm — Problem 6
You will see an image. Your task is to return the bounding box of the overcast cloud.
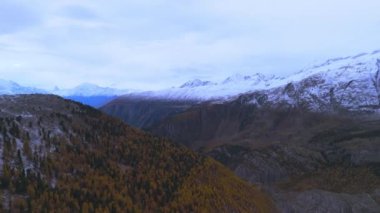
[0,0,379,90]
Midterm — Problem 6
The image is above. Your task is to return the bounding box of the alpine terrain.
[101,50,380,212]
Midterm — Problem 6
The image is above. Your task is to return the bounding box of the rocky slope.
[149,101,349,149]
[101,96,198,129]
[149,100,380,212]
[0,94,275,212]
[207,117,380,212]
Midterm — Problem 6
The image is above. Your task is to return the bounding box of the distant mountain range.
[2,49,380,109]
[0,81,129,97]
[0,79,46,95]
[51,83,130,97]
[122,49,380,108]
[52,83,131,107]
[0,81,131,107]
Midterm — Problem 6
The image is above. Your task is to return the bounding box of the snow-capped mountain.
[3,49,380,111]
[126,73,282,100]
[0,80,131,107]
[180,79,215,88]
[245,50,380,112]
[0,79,47,95]
[125,49,380,112]
[0,80,131,97]
[50,83,132,107]
[52,83,130,97]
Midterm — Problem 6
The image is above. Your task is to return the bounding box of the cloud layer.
[1,0,380,90]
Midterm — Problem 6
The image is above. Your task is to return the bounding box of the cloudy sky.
[0,0,380,90]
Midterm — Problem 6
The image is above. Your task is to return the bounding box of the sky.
[0,0,380,90]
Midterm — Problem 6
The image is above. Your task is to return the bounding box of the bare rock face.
[371,59,380,104]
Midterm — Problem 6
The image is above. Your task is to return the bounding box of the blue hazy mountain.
[65,95,118,108]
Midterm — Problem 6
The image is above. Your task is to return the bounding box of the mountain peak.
[0,79,46,95]
[121,49,380,103]
[180,79,214,88]
[222,74,252,84]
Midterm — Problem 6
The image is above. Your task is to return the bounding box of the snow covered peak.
[180,79,215,88]
[0,79,46,95]
[253,49,380,111]
[222,74,253,84]
[286,49,380,85]
[222,73,277,86]
[52,83,130,97]
[0,79,18,90]
[0,80,131,98]
[126,73,282,100]
[125,49,380,104]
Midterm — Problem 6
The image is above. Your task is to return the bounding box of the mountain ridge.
[118,49,380,106]
[3,49,380,107]
[102,49,380,133]
[0,79,47,95]
[0,80,131,98]
[0,94,276,212]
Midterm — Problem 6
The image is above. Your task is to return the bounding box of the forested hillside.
[0,95,275,212]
